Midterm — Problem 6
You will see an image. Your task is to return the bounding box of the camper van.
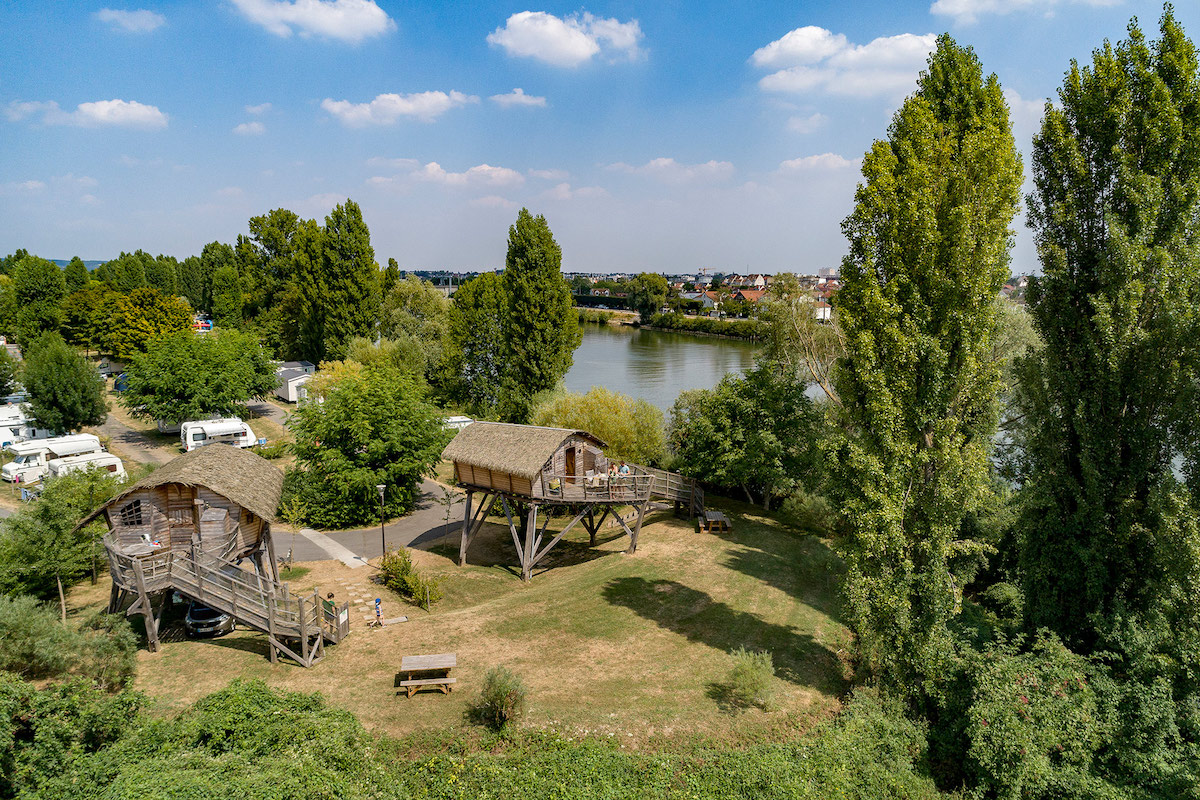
[179,418,255,452]
[46,451,126,481]
[2,434,103,483]
[0,405,51,449]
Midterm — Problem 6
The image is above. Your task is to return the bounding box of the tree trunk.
[56,572,66,622]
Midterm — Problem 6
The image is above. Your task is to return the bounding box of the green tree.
[177,255,205,310]
[0,348,18,398]
[669,361,821,507]
[285,364,450,529]
[378,275,450,382]
[0,275,16,337]
[21,333,107,435]
[382,257,400,297]
[13,255,66,344]
[197,241,235,313]
[499,209,580,421]
[828,35,1022,696]
[98,251,150,294]
[319,199,379,360]
[63,257,89,294]
[444,272,508,416]
[209,264,243,329]
[627,273,669,322]
[105,287,192,362]
[0,249,29,276]
[146,254,178,297]
[120,330,276,425]
[61,284,117,356]
[533,386,667,466]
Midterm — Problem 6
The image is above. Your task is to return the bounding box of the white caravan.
[46,451,126,481]
[2,434,103,483]
[0,405,52,448]
[180,418,255,452]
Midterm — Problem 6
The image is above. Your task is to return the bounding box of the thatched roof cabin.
[442,422,609,500]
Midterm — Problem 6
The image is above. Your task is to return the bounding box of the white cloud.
[779,153,859,172]
[7,98,168,129]
[4,180,46,192]
[788,112,828,133]
[544,182,609,201]
[487,11,643,67]
[755,28,937,98]
[233,121,266,135]
[529,168,570,181]
[931,0,1120,25]
[471,195,518,209]
[321,91,478,125]
[413,162,525,188]
[230,0,395,44]
[367,156,419,169]
[95,8,166,33]
[607,157,735,184]
[217,186,244,198]
[490,88,547,108]
[245,102,272,115]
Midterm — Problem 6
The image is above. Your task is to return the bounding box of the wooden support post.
[108,581,120,614]
[530,504,592,568]
[265,586,279,664]
[586,508,597,545]
[298,596,309,666]
[627,502,647,554]
[264,525,280,585]
[459,491,473,567]
[522,505,537,581]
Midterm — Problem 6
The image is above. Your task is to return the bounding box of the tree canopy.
[106,287,192,362]
[22,332,107,435]
[533,386,667,467]
[13,256,66,345]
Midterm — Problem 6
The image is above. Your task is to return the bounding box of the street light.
[376,484,386,559]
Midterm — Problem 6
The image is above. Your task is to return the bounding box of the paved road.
[93,413,174,466]
[246,399,290,426]
[274,479,466,565]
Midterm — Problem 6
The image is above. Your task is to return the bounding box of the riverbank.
[645,312,767,341]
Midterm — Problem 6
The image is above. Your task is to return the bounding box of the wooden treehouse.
[442,422,703,581]
[81,444,349,667]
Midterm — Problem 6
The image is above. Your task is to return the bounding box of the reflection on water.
[564,324,761,412]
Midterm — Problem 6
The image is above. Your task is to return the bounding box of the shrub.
[379,548,443,609]
[77,611,139,691]
[473,665,528,730]
[781,489,836,535]
[0,595,77,679]
[251,440,289,459]
[727,647,775,710]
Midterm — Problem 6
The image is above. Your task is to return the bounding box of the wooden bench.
[397,652,456,697]
[700,510,731,534]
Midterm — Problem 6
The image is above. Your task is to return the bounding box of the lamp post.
[376,484,386,559]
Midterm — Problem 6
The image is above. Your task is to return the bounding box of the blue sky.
[2,0,1195,274]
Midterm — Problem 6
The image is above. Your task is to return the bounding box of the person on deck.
[619,462,630,476]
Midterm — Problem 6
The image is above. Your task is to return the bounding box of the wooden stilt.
[627,502,647,554]
[529,504,593,568]
[108,582,120,613]
[586,508,597,545]
[458,491,473,566]
[264,526,280,584]
[522,505,537,581]
[266,586,279,664]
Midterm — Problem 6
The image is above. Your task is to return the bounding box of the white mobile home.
[275,368,312,403]
[0,405,51,448]
[2,434,104,483]
[180,418,255,452]
[47,451,126,481]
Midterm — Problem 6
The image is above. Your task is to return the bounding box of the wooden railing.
[629,464,704,515]
[541,472,653,503]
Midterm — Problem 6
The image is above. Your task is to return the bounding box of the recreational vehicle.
[46,451,126,481]
[2,434,103,483]
[0,405,51,448]
[179,418,255,452]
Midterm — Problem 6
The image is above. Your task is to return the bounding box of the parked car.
[184,602,235,638]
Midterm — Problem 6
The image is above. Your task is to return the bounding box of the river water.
[563,324,761,412]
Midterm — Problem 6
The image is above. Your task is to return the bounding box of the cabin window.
[119,500,143,526]
[193,431,207,442]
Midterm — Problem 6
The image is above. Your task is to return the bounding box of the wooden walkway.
[106,536,350,667]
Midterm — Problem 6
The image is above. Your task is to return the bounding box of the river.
[563,323,761,412]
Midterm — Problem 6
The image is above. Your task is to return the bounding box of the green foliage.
[646,312,766,339]
[13,255,66,344]
[0,598,137,690]
[828,36,1022,698]
[726,647,775,710]
[286,363,450,528]
[0,348,18,399]
[669,360,822,508]
[0,276,17,339]
[472,665,528,730]
[346,336,428,383]
[532,386,667,466]
[145,254,178,297]
[627,272,669,321]
[120,329,276,425]
[98,250,151,293]
[577,308,615,324]
[105,286,193,362]
[780,488,836,535]
[443,271,508,416]
[378,547,443,609]
[21,332,107,434]
[63,257,89,295]
[498,208,581,422]
[210,263,243,329]
[314,199,380,362]
[377,275,450,383]
[60,283,116,355]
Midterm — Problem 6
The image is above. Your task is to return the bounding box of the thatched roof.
[79,444,283,527]
[441,422,606,481]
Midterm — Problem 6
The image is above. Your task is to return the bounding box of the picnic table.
[397,652,456,697]
[700,510,732,534]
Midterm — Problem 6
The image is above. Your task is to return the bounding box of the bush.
[473,665,528,730]
[77,611,139,691]
[646,312,767,340]
[781,489,836,535]
[251,440,289,459]
[0,597,138,690]
[727,647,775,710]
[378,548,443,609]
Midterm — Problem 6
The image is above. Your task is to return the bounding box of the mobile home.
[180,418,255,452]
[2,434,103,483]
[0,405,51,448]
[47,451,126,481]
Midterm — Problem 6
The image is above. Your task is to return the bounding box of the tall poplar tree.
[830,36,1022,696]
[320,199,379,361]
[1018,10,1200,651]
[499,209,580,422]
[63,257,89,294]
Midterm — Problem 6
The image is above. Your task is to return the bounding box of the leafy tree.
[63,257,89,294]
[197,241,235,313]
[444,272,508,416]
[827,35,1021,696]
[628,272,669,322]
[0,275,16,337]
[145,254,178,297]
[378,275,450,382]
[285,364,450,528]
[98,250,151,294]
[120,330,276,425]
[570,275,592,295]
[0,248,29,276]
[105,287,192,361]
[0,348,18,398]
[209,263,242,329]
[669,361,821,507]
[61,284,117,356]
[13,255,66,343]
[177,255,205,310]
[382,257,400,297]
[499,209,580,421]
[533,386,667,466]
[22,332,107,434]
[345,336,426,382]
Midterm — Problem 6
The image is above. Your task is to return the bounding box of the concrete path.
[274,478,466,565]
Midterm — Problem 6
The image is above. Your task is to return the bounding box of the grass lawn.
[71,500,850,749]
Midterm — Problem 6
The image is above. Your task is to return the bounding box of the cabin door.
[165,486,195,549]
[565,447,576,483]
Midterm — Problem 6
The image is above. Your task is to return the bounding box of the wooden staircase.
[630,464,705,517]
[106,536,350,667]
